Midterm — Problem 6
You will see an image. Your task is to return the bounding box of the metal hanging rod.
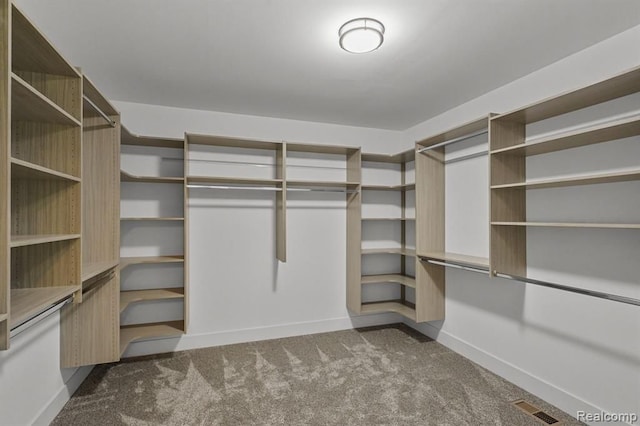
[287,187,359,194]
[424,259,491,275]
[10,296,73,339]
[444,150,488,165]
[495,273,640,307]
[187,184,282,191]
[83,95,117,128]
[417,129,488,154]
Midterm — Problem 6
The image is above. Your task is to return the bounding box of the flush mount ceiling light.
[339,17,385,54]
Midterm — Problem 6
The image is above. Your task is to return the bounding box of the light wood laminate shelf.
[362,217,416,221]
[418,251,489,269]
[187,133,281,150]
[121,171,184,184]
[11,74,81,126]
[11,158,81,182]
[120,321,184,356]
[361,274,416,288]
[491,222,640,229]
[491,115,640,157]
[361,301,416,321]
[361,183,415,191]
[494,66,640,124]
[10,234,80,248]
[10,286,78,328]
[121,217,184,221]
[361,149,415,163]
[82,260,120,282]
[187,176,282,186]
[120,288,184,314]
[122,126,183,149]
[120,255,185,271]
[361,248,416,256]
[286,142,360,155]
[286,180,360,189]
[0,314,8,323]
[12,4,81,78]
[491,169,640,190]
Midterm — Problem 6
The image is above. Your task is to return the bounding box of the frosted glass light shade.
[339,18,385,54]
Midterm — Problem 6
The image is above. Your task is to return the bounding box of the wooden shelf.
[361,248,416,256]
[120,255,185,271]
[362,217,415,221]
[362,149,415,163]
[286,180,359,189]
[186,133,281,150]
[11,157,81,182]
[418,251,489,269]
[494,66,640,124]
[11,74,81,126]
[120,321,184,356]
[121,170,184,184]
[286,142,360,155]
[187,176,282,186]
[10,286,78,328]
[491,115,640,157]
[10,234,80,248]
[0,314,8,323]
[121,217,184,221]
[11,4,81,78]
[361,301,416,321]
[361,274,416,288]
[361,183,415,191]
[491,222,640,229]
[121,126,183,149]
[120,288,184,314]
[82,260,120,282]
[491,169,640,190]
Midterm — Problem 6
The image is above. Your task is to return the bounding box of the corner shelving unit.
[489,66,640,278]
[119,127,187,356]
[348,149,417,320]
[2,2,83,350]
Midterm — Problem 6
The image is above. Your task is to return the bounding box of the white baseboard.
[403,320,635,426]
[123,312,401,358]
[32,365,94,426]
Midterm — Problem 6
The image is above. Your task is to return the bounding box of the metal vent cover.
[512,399,561,424]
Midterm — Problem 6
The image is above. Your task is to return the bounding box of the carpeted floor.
[53,324,583,425]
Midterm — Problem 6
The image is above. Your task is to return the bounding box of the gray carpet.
[53,324,582,425]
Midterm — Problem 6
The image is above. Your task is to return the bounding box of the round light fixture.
[338,17,385,54]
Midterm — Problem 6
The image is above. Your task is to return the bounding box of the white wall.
[404,24,640,425]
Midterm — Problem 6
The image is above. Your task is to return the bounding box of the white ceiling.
[15,0,640,130]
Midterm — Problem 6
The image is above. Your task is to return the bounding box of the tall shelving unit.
[414,117,492,322]
[119,127,186,356]
[489,66,640,279]
[2,1,83,350]
[348,149,418,320]
[60,76,121,367]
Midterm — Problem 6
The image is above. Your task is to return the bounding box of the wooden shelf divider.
[10,233,80,248]
[361,274,416,288]
[120,288,184,314]
[361,247,416,256]
[11,157,81,182]
[10,286,78,328]
[490,169,640,190]
[360,301,416,321]
[121,170,184,184]
[11,73,81,126]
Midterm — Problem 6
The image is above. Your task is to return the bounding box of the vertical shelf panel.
[346,149,362,314]
[276,143,287,262]
[415,144,445,322]
[183,133,189,332]
[0,0,10,350]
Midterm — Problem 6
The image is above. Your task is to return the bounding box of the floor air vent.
[512,400,560,424]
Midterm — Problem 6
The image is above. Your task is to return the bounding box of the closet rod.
[10,296,73,338]
[495,273,640,307]
[424,259,490,275]
[83,95,117,128]
[444,150,488,165]
[287,187,359,194]
[168,158,348,171]
[187,184,282,191]
[417,129,488,154]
